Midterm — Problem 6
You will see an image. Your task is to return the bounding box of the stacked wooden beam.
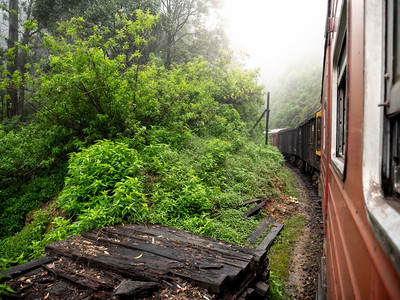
[2,224,279,299]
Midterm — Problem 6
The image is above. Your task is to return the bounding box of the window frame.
[330,0,348,179]
[363,0,400,275]
[383,0,400,197]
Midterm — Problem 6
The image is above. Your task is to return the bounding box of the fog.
[220,0,327,90]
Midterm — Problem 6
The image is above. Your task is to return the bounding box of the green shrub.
[0,166,66,238]
[58,140,147,223]
[0,210,52,271]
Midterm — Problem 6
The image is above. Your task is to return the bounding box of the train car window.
[386,0,400,115]
[336,43,347,158]
[383,0,400,197]
[331,0,347,177]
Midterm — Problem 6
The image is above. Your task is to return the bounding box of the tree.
[1,0,38,120]
[32,0,160,33]
[156,0,223,67]
[270,64,322,129]
[34,13,157,143]
[6,0,20,119]
[32,0,227,67]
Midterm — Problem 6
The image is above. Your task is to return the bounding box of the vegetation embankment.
[0,7,301,299]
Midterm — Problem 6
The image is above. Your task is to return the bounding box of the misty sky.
[220,0,327,89]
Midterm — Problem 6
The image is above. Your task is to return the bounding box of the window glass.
[392,119,400,194]
[336,38,347,159]
[383,0,400,198]
[387,0,400,115]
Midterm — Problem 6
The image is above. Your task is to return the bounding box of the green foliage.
[0,119,68,239]
[270,64,322,129]
[268,271,287,300]
[0,168,65,238]
[0,210,52,271]
[32,0,160,34]
[132,56,253,136]
[0,120,66,186]
[210,56,265,123]
[0,275,15,297]
[207,207,261,245]
[268,215,305,299]
[58,140,147,225]
[29,16,262,146]
[35,12,157,144]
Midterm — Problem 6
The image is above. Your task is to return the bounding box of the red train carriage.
[269,128,285,147]
[320,0,400,298]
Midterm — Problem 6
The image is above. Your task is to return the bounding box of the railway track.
[285,162,326,299]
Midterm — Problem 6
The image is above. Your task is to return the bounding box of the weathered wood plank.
[128,225,268,276]
[242,198,262,206]
[5,223,271,299]
[90,228,251,269]
[256,222,284,251]
[45,235,229,294]
[46,235,179,281]
[5,266,93,300]
[2,256,54,280]
[113,224,259,262]
[42,258,119,291]
[255,281,270,297]
[221,252,268,300]
[82,231,243,281]
[247,220,269,246]
[114,280,159,298]
[242,201,266,218]
[246,216,276,246]
[237,288,255,300]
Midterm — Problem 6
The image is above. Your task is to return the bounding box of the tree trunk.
[18,0,35,119]
[6,0,20,119]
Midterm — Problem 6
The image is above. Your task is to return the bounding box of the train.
[271,0,400,298]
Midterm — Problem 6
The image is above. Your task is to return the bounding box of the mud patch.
[284,166,324,299]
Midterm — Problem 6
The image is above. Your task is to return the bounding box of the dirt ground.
[285,166,324,299]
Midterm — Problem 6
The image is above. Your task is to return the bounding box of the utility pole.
[265,92,270,145]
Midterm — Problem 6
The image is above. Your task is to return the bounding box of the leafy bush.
[0,210,52,271]
[0,166,66,239]
[0,120,60,186]
[58,140,147,225]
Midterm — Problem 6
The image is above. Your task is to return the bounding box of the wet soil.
[285,164,324,299]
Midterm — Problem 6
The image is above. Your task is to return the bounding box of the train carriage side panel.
[321,0,400,298]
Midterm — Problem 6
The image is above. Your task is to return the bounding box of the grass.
[267,214,305,299]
